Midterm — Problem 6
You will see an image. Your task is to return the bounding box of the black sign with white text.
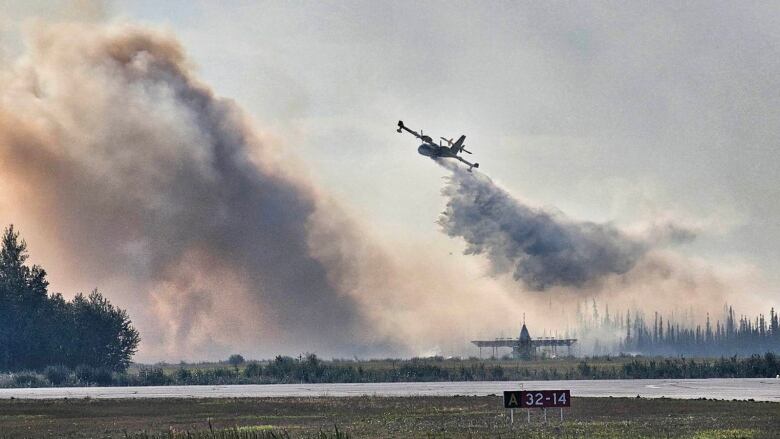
[503,390,571,408]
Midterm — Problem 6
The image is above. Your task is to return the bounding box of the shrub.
[243,361,262,377]
[175,367,193,383]
[44,365,71,385]
[75,364,94,384]
[491,365,505,380]
[75,365,113,385]
[138,367,171,386]
[13,372,45,387]
[112,372,139,386]
[93,367,114,386]
[228,354,246,367]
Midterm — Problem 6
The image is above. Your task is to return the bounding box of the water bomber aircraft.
[396,120,479,171]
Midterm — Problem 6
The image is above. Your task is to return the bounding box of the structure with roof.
[471,323,577,359]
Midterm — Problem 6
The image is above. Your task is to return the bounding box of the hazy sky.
[117,0,780,283]
[1,1,778,360]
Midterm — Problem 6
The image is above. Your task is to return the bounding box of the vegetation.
[0,225,140,372]
[173,352,779,384]
[0,396,777,438]
[575,300,780,357]
[126,425,349,439]
[229,354,247,367]
[1,221,778,387]
[5,352,780,388]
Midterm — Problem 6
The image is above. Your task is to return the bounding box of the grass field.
[1,396,778,438]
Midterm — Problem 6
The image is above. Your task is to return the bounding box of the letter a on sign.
[503,391,523,408]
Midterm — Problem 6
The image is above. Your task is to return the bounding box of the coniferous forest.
[0,225,139,372]
[574,300,780,357]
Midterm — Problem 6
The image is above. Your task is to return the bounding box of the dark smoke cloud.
[0,23,389,358]
[438,162,649,290]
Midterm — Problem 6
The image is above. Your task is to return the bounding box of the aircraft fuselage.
[417,143,458,159]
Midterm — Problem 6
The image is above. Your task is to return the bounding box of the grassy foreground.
[1,396,778,438]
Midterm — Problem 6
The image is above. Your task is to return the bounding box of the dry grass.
[1,396,778,438]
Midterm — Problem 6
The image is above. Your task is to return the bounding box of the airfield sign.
[504,390,571,408]
[504,389,571,425]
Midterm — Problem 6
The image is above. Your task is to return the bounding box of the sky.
[0,1,778,361]
[118,1,779,271]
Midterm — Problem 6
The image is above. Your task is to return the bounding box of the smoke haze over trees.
[574,300,780,357]
[0,225,139,371]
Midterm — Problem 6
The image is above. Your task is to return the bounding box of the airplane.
[396,120,479,171]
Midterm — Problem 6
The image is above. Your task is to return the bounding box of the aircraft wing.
[397,120,433,143]
[450,135,467,153]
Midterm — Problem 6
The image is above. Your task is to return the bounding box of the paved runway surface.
[1,378,779,401]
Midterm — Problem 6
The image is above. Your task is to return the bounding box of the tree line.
[0,225,139,372]
[575,300,780,357]
[4,352,780,388]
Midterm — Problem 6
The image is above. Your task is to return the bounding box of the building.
[471,323,577,359]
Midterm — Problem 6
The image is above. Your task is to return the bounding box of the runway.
[1,378,779,401]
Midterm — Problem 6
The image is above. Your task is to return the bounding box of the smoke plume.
[0,23,392,359]
[438,162,700,291]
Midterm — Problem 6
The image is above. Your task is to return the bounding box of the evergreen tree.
[0,225,50,369]
[69,290,140,371]
[0,225,140,372]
